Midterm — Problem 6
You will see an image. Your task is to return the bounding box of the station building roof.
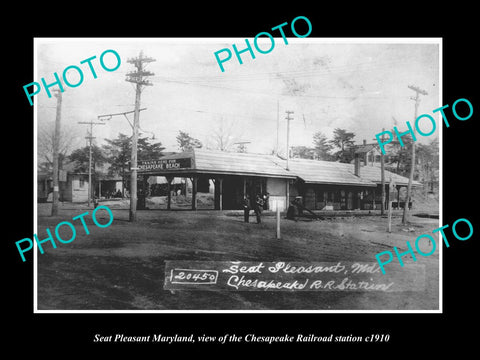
[140,148,418,187]
[192,149,296,179]
[340,163,421,187]
[271,157,376,187]
[138,149,296,179]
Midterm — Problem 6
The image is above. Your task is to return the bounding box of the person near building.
[286,198,300,222]
[243,195,251,223]
[262,192,270,210]
[254,194,264,224]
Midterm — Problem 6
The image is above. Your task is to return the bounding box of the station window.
[334,190,341,202]
[316,190,324,202]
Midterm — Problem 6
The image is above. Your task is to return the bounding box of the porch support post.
[218,177,223,211]
[192,176,198,210]
[286,179,290,210]
[166,175,174,210]
[243,177,246,198]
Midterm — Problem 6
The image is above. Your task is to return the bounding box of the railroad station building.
[137,148,419,211]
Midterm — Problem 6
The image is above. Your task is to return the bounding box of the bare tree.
[37,122,80,172]
[209,118,242,151]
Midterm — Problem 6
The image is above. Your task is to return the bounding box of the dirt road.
[36,204,439,311]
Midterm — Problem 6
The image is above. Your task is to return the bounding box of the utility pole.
[78,120,105,207]
[51,89,62,216]
[285,110,294,171]
[387,177,394,233]
[276,100,279,155]
[125,51,155,222]
[380,129,386,216]
[402,85,428,224]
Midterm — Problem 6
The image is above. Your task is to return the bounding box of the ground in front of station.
[36,203,439,311]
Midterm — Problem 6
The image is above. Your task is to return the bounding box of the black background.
[5,4,478,355]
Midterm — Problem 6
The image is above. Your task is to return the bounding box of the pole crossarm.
[78,122,106,125]
[97,108,147,121]
[408,84,428,96]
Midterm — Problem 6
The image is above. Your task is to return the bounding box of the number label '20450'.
[170,269,218,284]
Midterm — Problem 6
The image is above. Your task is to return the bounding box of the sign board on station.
[137,157,192,171]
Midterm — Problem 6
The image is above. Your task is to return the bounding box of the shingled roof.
[339,162,421,186]
[141,149,417,187]
[192,149,296,178]
[270,157,376,187]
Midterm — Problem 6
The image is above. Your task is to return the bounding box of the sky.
[35,38,440,157]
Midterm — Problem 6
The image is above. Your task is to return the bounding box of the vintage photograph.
[34,38,441,311]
